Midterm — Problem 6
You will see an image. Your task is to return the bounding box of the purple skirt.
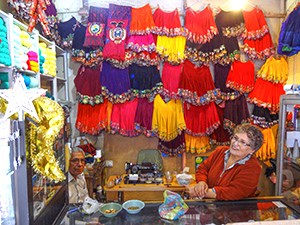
[100,61,132,103]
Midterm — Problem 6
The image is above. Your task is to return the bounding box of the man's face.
[69,151,85,178]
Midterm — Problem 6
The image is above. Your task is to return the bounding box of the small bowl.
[106,180,115,188]
[176,175,192,186]
[122,200,145,214]
[100,202,122,218]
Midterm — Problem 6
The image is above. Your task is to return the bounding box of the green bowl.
[122,200,145,214]
[100,202,122,218]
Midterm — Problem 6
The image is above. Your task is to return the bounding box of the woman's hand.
[186,181,208,198]
[194,181,208,197]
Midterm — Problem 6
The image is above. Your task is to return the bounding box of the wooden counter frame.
[104,175,196,202]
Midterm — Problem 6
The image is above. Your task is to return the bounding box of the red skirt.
[110,98,140,137]
[161,62,182,99]
[226,60,255,93]
[184,6,217,44]
[179,60,220,106]
[247,78,285,114]
[184,102,220,136]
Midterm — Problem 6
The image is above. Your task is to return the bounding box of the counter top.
[58,198,300,225]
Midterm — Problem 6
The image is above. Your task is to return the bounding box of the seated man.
[68,147,89,203]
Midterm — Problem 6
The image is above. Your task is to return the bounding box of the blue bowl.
[122,200,145,214]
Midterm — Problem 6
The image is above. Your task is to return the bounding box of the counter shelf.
[57,198,300,225]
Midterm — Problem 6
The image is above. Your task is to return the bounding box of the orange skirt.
[75,100,112,135]
[247,78,285,114]
[130,4,155,35]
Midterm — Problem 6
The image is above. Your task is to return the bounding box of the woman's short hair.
[234,123,264,151]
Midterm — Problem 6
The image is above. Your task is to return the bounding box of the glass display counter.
[276,94,300,213]
[56,198,300,225]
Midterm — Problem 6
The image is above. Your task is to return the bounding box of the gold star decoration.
[0,76,46,121]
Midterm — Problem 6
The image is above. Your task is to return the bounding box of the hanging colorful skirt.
[214,63,241,101]
[179,60,220,106]
[129,64,163,99]
[247,78,285,114]
[158,133,185,156]
[88,6,109,23]
[130,4,155,35]
[161,62,182,99]
[130,51,160,67]
[75,100,112,135]
[184,6,218,44]
[277,5,300,56]
[254,127,276,161]
[251,105,279,128]
[256,56,288,84]
[110,98,139,137]
[102,3,131,62]
[74,65,103,105]
[185,134,211,154]
[242,8,274,60]
[185,35,228,66]
[153,7,184,37]
[127,34,156,53]
[210,105,231,146]
[134,97,155,137]
[84,6,108,48]
[156,35,186,64]
[184,102,220,136]
[223,94,251,133]
[152,95,186,141]
[57,16,79,49]
[226,60,255,93]
[72,24,102,67]
[100,61,132,103]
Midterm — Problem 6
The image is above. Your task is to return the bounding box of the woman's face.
[230,132,256,159]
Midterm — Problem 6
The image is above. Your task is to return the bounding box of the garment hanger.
[186,0,210,11]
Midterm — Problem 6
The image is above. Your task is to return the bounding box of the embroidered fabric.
[256,56,288,84]
[223,94,251,133]
[152,95,186,141]
[184,6,218,44]
[75,100,112,135]
[226,60,255,94]
[129,64,163,99]
[110,98,140,137]
[184,102,220,136]
[100,61,132,103]
[179,60,220,106]
[134,97,155,137]
[247,78,285,114]
[185,134,211,154]
[158,133,186,156]
[277,5,300,56]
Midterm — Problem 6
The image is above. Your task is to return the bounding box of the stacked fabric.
[19,30,32,70]
[22,74,39,89]
[45,48,56,76]
[12,25,22,69]
[41,45,56,76]
[0,17,11,66]
[39,42,47,74]
[27,50,39,73]
[0,72,9,89]
[39,48,45,74]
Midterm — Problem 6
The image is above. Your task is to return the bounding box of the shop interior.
[0,0,300,224]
